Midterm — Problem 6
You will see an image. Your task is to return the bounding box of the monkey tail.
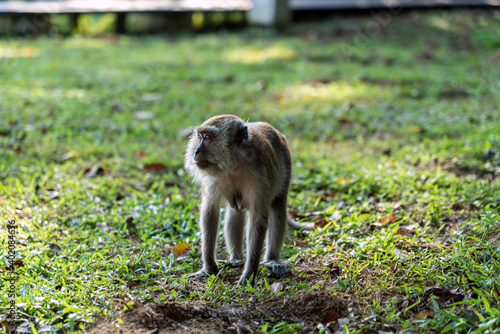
[287,215,316,230]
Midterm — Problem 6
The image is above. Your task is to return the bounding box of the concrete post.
[247,0,290,27]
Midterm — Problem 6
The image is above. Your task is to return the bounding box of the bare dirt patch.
[98,289,348,333]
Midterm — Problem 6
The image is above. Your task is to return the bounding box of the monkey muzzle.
[194,159,212,169]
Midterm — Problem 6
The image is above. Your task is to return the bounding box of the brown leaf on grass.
[379,214,395,223]
[172,243,191,259]
[319,192,337,202]
[270,282,285,294]
[274,94,284,101]
[390,259,397,272]
[314,218,329,227]
[288,210,322,219]
[415,311,437,319]
[135,150,147,157]
[396,227,412,236]
[288,210,303,219]
[320,310,339,328]
[4,259,24,271]
[142,162,168,173]
[127,280,142,290]
[338,117,354,125]
[62,150,79,160]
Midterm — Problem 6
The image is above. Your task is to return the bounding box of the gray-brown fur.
[184,115,310,286]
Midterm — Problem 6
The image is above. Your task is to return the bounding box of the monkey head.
[184,115,251,178]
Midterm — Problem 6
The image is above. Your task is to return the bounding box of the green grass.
[1,8,500,333]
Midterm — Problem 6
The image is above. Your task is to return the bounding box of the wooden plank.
[0,0,498,15]
[290,0,500,10]
[0,0,252,14]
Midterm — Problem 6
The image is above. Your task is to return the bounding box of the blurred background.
[1,0,500,36]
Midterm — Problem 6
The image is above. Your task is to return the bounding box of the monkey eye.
[203,133,213,140]
[197,133,203,140]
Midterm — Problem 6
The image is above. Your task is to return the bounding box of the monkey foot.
[261,261,289,278]
[187,268,218,278]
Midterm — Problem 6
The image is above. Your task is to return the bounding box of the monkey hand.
[261,260,289,278]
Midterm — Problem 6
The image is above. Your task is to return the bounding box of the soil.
[90,289,348,333]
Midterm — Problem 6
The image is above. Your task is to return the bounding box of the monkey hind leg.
[261,260,289,278]
[262,194,289,278]
[223,204,246,263]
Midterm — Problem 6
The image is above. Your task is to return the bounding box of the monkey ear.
[236,124,248,144]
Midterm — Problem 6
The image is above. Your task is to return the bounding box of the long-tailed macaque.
[184,115,313,286]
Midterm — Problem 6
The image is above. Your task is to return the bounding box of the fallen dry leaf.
[379,214,395,223]
[314,218,329,227]
[415,311,437,319]
[4,259,24,271]
[135,150,147,157]
[142,162,168,172]
[172,243,191,260]
[390,259,397,272]
[320,310,339,328]
[396,227,411,236]
[336,177,348,185]
[319,192,337,202]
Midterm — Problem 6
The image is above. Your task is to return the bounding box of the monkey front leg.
[188,194,221,278]
[237,209,268,286]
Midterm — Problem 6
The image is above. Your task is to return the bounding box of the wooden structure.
[0,0,499,33]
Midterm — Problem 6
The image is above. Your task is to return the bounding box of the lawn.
[0,8,500,333]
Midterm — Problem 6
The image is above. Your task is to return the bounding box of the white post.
[247,0,290,27]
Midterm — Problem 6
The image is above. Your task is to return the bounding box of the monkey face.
[185,115,250,178]
[193,131,215,169]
